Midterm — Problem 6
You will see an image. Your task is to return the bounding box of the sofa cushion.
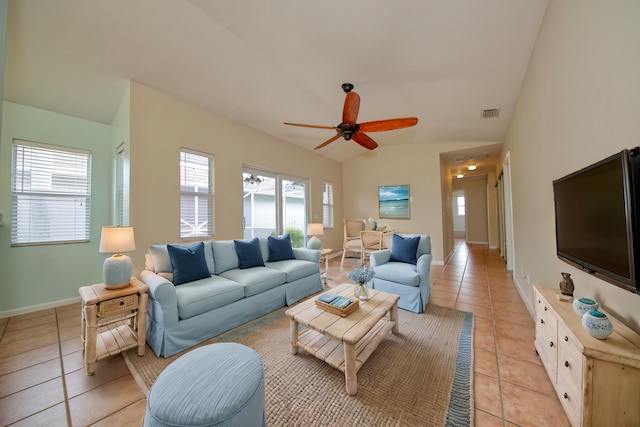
[167,242,212,285]
[174,276,245,319]
[267,234,295,262]
[266,259,318,283]
[213,240,240,274]
[149,244,172,274]
[234,238,265,269]
[149,241,215,277]
[374,262,421,287]
[390,234,420,264]
[220,267,286,297]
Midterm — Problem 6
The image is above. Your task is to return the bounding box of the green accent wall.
[0,102,112,313]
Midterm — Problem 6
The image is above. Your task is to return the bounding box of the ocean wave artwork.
[379,185,410,219]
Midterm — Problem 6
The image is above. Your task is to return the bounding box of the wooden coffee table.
[285,283,400,395]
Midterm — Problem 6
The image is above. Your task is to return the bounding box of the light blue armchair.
[368,234,432,313]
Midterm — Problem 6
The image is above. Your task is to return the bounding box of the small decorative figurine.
[559,272,574,301]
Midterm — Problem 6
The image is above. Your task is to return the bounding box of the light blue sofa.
[368,234,432,313]
[140,238,322,357]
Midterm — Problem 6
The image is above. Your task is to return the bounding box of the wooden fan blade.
[342,92,360,125]
[314,134,341,150]
[284,122,340,130]
[359,117,418,133]
[352,132,378,150]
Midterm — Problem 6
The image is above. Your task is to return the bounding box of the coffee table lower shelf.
[295,318,395,374]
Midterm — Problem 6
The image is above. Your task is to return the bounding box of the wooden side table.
[79,277,148,375]
[319,248,339,285]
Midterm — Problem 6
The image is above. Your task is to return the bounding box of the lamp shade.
[99,226,136,254]
[306,223,324,236]
[99,226,136,289]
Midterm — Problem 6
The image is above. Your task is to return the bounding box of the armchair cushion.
[167,242,212,285]
[389,233,420,264]
[267,234,295,262]
[234,238,265,269]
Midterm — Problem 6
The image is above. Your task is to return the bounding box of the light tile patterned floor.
[0,241,570,426]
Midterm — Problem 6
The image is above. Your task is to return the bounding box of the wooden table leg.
[344,342,357,395]
[137,292,148,356]
[390,302,399,334]
[290,318,299,354]
[84,304,97,375]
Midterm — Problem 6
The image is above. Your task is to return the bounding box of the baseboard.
[0,296,81,319]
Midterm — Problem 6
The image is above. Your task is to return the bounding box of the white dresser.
[534,285,640,426]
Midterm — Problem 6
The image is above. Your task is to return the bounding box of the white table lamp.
[306,223,324,250]
[99,226,136,289]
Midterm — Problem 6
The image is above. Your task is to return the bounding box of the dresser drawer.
[98,294,138,317]
[557,366,581,427]
[557,323,583,389]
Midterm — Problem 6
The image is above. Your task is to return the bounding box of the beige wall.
[342,141,495,264]
[503,0,640,331]
[128,82,343,275]
[453,177,489,244]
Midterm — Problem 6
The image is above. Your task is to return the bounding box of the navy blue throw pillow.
[268,234,296,262]
[167,242,211,285]
[390,234,420,265]
[234,238,265,269]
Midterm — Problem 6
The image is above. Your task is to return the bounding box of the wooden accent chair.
[340,219,366,268]
[360,230,384,265]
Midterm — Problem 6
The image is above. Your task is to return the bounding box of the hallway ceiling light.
[456,173,464,179]
[468,164,477,171]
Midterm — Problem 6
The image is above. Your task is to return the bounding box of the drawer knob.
[540,319,545,324]
[544,306,548,311]
[564,393,568,399]
[564,336,569,342]
[549,341,554,348]
[565,361,569,368]
[119,301,125,306]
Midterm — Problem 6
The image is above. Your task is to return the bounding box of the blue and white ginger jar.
[582,310,613,339]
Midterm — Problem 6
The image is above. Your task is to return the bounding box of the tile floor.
[0,241,570,426]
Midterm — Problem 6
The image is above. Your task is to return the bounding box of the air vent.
[481,108,500,119]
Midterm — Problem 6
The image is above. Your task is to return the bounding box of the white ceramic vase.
[582,310,613,339]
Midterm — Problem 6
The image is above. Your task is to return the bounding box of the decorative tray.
[315,295,359,317]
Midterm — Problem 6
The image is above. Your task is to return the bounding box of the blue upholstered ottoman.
[143,343,266,427]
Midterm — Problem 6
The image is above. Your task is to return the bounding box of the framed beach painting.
[378,185,410,219]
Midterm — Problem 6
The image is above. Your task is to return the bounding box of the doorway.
[452,190,466,240]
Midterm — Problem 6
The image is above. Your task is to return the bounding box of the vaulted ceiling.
[4,0,548,169]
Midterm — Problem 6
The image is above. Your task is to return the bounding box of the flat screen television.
[553,148,640,295]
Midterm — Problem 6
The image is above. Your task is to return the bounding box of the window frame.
[179,148,215,239]
[11,139,92,246]
[322,181,334,229]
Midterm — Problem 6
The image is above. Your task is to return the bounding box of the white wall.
[503,0,640,332]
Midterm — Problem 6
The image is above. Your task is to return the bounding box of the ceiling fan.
[284,83,418,150]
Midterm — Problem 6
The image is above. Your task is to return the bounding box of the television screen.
[553,149,638,292]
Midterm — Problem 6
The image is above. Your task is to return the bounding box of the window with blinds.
[322,181,334,229]
[11,140,91,246]
[180,148,214,238]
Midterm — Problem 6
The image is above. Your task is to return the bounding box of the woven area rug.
[123,303,474,426]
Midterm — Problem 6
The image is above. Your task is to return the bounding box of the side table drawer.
[99,294,138,317]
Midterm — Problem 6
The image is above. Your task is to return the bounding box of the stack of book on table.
[315,293,359,317]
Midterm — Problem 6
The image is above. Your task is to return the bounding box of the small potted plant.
[348,264,375,301]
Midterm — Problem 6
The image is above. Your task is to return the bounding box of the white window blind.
[180,149,214,238]
[11,140,91,246]
[322,181,334,228]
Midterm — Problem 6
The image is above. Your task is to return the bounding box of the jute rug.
[123,303,474,426]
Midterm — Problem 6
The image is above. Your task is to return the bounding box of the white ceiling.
[4,0,548,167]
